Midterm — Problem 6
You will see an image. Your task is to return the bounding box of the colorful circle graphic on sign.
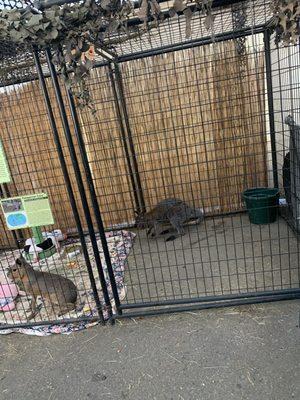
[7,213,27,228]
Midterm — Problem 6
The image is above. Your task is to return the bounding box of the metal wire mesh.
[0,0,299,330]
[75,35,300,311]
[112,0,272,59]
[0,0,273,87]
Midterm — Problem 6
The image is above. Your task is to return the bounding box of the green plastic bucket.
[242,188,280,224]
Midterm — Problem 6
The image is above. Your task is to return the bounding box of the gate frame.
[103,24,300,320]
[1,0,300,330]
[37,22,300,322]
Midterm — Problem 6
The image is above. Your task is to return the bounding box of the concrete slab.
[0,301,299,400]
[125,215,300,303]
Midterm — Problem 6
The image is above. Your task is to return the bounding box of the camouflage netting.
[0,1,35,86]
[0,0,273,88]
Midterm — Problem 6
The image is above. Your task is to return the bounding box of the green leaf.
[138,0,149,21]
[101,0,113,11]
[9,30,22,40]
[106,19,120,34]
[150,0,161,16]
[184,7,193,38]
[45,10,57,20]
[42,22,51,30]
[173,0,185,13]
[7,11,21,22]
[27,14,43,28]
[84,58,94,70]
[65,51,72,63]
[204,13,215,30]
[47,28,59,39]
[65,79,73,89]
[72,48,82,61]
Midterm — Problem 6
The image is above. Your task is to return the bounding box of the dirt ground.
[0,300,299,400]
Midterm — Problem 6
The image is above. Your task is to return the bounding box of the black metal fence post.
[110,63,146,213]
[108,64,143,214]
[264,29,279,188]
[44,47,113,318]
[33,47,105,324]
[64,84,121,315]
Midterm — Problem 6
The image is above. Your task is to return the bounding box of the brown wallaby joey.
[7,256,77,320]
[135,198,204,241]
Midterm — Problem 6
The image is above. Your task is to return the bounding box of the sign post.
[0,193,56,260]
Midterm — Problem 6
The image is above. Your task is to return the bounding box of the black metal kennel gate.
[0,0,300,331]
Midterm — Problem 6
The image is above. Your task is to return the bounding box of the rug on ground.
[0,230,135,336]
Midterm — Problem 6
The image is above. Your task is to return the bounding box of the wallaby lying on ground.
[135,198,204,241]
[7,257,77,320]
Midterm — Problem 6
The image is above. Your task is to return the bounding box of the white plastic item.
[25,237,43,254]
[25,233,58,255]
[279,198,287,206]
[42,232,59,245]
[51,229,65,242]
[67,249,81,259]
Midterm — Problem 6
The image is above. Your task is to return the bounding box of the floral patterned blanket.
[0,230,135,336]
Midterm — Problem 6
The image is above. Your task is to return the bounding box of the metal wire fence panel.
[0,51,110,330]
[0,80,90,242]
[0,0,299,328]
[118,40,267,215]
[71,33,300,314]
